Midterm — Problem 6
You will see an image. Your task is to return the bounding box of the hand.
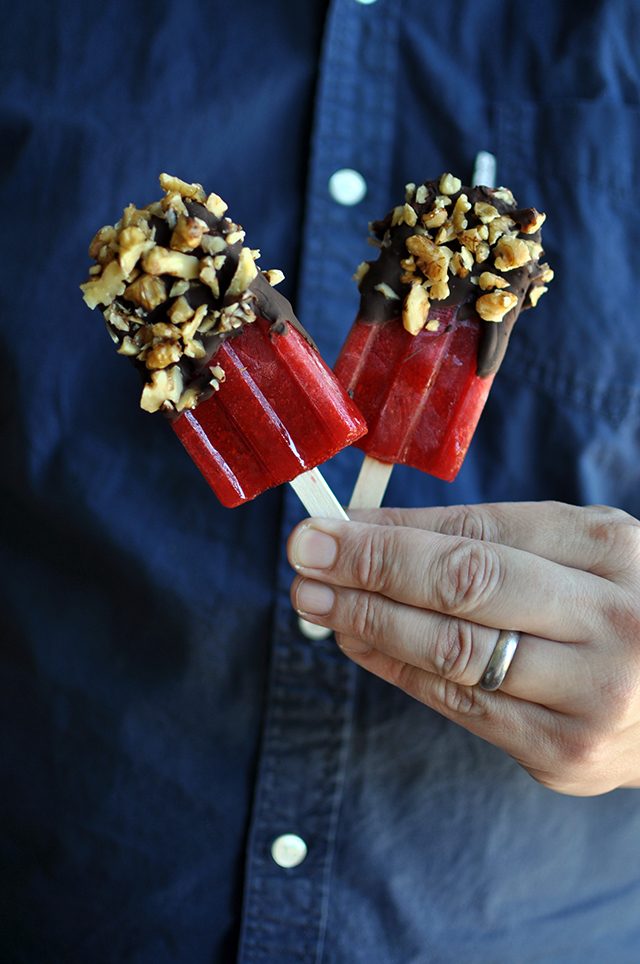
[287,502,640,796]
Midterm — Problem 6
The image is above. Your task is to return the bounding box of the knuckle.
[354,526,394,592]
[431,675,487,718]
[555,723,608,778]
[434,619,475,683]
[598,665,640,728]
[436,539,503,614]
[349,591,381,642]
[586,506,640,563]
[440,505,501,543]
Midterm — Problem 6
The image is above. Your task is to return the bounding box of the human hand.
[287,502,640,795]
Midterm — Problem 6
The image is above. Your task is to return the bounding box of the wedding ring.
[479,629,521,691]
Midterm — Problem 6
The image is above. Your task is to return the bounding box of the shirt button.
[328,168,367,206]
[355,0,378,5]
[271,833,308,868]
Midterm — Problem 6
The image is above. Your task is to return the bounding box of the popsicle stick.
[291,467,349,640]
[349,456,394,510]
[289,466,349,521]
[471,150,497,188]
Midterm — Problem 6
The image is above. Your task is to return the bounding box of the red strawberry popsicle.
[81,174,366,514]
[334,173,553,507]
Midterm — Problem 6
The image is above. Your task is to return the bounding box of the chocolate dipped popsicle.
[81,174,366,512]
[334,173,553,506]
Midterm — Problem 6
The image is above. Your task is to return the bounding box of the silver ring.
[479,629,521,691]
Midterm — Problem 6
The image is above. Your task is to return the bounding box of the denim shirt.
[2,1,640,962]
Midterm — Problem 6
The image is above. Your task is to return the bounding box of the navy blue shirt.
[2,1,640,961]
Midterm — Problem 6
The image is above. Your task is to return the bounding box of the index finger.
[348,501,640,580]
[287,518,610,642]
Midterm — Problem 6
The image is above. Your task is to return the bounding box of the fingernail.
[291,525,338,570]
[295,579,335,615]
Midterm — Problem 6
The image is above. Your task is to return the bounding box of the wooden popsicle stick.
[289,466,349,521]
[290,467,349,641]
[349,455,394,510]
[471,150,497,188]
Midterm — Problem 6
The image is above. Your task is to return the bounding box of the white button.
[298,615,332,640]
[355,0,378,5]
[328,168,367,206]
[271,834,308,868]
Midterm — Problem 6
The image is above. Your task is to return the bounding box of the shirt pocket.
[494,99,640,428]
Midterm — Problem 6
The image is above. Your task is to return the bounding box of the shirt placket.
[238,2,398,962]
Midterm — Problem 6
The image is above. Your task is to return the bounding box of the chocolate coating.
[357,179,552,376]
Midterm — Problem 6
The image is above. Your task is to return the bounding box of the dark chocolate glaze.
[100,195,316,412]
[358,180,549,376]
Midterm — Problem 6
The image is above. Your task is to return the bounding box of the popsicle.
[334,172,553,507]
[80,174,366,514]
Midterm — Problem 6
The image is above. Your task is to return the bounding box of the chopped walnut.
[264,268,285,286]
[517,208,546,234]
[169,279,190,298]
[142,247,200,279]
[391,203,418,227]
[124,273,165,314]
[421,207,448,229]
[80,260,126,309]
[452,194,472,233]
[167,296,194,325]
[199,257,220,297]
[118,226,155,277]
[488,216,516,245]
[493,236,532,271]
[182,305,208,341]
[117,336,140,357]
[478,271,510,291]
[170,216,209,252]
[205,192,228,218]
[201,235,228,256]
[439,173,462,195]
[476,291,518,321]
[159,173,206,202]
[415,184,429,204]
[104,303,131,332]
[226,246,258,297]
[89,225,117,260]
[528,285,548,307]
[492,186,516,205]
[430,280,450,301]
[374,282,400,300]
[140,365,184,413]
[474,202,500,223]
[434,221,457,245]
[225,229,246,246]
[402,283,430,335]
[145,340,182,370]
[353,261,370,284]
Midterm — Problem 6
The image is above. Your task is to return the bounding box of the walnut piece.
[170,216,209,252]
[159,173,206,202]
[475,291,518,322]
[493,236,532,271]
[145,341,182,370]
[226,247,258,297]
[439,173,462,195]
[80,260,126,309]
[124,274,168,311]
[478,271,510,291]
[142,247,200,279]
[140,366,184,413]
[402,283,430,335]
